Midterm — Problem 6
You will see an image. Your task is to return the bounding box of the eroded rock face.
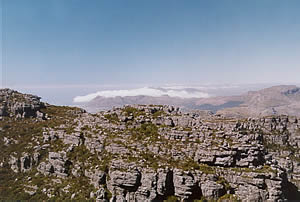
[200,181,224,199]
[2,96,300,201]
[107,167,141,201]
[134,168,173,201]
[37,151,71,178]
[20,153,33,172]
[85,168,106,188]
[109,169,141,191]
[8,152,40,173]
[134,170,159,201]
[71,163,82,177]
[173,169,199,200]
[93,188,107,201]
[85,136,104,153]
[62,132,83,146]
[0,89,45,118]
[9,154,19,173]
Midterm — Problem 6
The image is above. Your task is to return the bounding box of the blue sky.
[1,0,300,88]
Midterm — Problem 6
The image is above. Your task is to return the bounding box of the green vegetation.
[51,176,96,200]
[0,168,40,200]
[179,158,201,171]
[65,126,75,134]
[230,165,277,174]
[164,195,179,202]
[104,185,112,200]
[152,110,166,118]
[123,106,139,115]
[290,155,300,163]
[122,106,146,117]
[216,176,231,191]
[0,105,85,200]
[104,113,119,123]
[138,123,158,136]
[264,142,298,153]
[193,198,208,202]
[218,194,240,202]
[197,164,216,174]
[226,138,233,146]
[182,127,192,132]
[140,151,160,169]
[51,139,68,152]
[81,125,91,131]
[129,123,159,142]
[66,144,109,171]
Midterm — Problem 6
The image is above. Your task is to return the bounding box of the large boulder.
[200,181,225,200]
[85,168,106,188]
[173,169,199,200]
[37,151,71,178]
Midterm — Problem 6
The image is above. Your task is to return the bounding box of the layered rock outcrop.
[1,90,300,201]
[0,89,45,118]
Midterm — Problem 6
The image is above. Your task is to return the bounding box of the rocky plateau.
[0,88,300,201]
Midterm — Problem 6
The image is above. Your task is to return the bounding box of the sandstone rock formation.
[0,88,45,119]
[1,89,300,201]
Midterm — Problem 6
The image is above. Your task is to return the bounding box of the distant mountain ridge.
[80,85,300,117]
[215,85,300,117]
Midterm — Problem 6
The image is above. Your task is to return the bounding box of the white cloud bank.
[162,84,240,90]
[73,87,210,103]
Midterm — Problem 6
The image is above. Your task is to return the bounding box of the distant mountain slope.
[81,95,198,112]
[215,85,300,117]
[80,85,300,117]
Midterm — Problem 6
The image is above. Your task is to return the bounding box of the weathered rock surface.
[200,181,224,199]
[1,89,300,201]
[0,88,45,118]
[37,151,71,178]
[85,168,106,188]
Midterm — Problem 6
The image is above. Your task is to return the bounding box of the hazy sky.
[1,0,300,88]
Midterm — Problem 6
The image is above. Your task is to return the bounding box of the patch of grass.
[230,165,277,174]
[129,123,160,142]
[138,123,158,136]
[218,194,240,202]
[226,138,233,146]
[123,106,138,116]
[152,110,165,118]
[290,155,300,163]
[104,113,119,123]
[216,176,231,191]
[197,164,216,174]
[104,185,112,200]
[182,127,192,132]
[180,158,200,171]
[65,126,75,134]
[51,139,68,152]
[67,144,106,171]
[140,151,159,169]
[172,158,216,174]
[122,106,146,117]
[164,195,179,202]
[263,140,298,154]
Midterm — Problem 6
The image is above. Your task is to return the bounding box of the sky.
[1,0,300,87]
[0,0,300,105]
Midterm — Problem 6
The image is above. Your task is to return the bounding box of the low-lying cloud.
[73,87,210,103]
[162,84,240,90]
